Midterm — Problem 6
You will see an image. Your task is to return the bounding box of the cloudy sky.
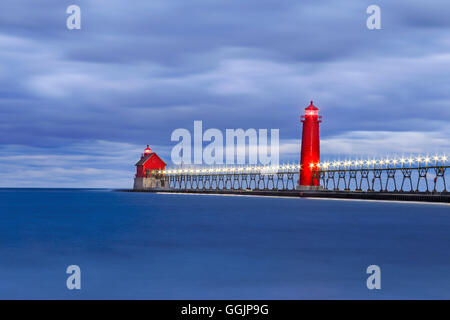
[0,0,449,187]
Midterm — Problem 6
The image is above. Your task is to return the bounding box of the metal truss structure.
[151,164,449,193]
[158,167,300,191]
[312,166,448,193]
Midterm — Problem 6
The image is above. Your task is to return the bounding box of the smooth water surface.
[0,189,449,299]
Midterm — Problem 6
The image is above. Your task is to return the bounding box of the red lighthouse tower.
[299,101,322,189]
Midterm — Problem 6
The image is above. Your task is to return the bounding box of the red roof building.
[135,145,167,178]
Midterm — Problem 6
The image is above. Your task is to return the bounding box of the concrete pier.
[118,189,450,204]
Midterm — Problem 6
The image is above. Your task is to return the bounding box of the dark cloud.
[0,0,449,186]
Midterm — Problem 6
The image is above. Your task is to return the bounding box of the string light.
[161,154,448,175]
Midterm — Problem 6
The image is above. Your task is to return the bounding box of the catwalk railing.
[148,164,449,193]
[312,166,448,193]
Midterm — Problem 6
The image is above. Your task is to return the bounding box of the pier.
[125,162,450,203]
[129,101,449,203]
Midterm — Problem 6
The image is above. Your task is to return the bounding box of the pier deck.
[119,189,450,203]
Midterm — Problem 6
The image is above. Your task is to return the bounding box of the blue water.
[0,188,449,299]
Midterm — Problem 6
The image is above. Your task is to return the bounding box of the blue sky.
[0,0,449,187]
